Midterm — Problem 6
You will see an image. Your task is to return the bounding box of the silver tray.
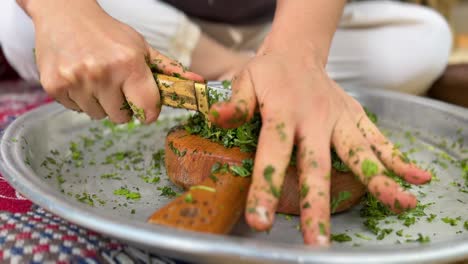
[0,87,467,264]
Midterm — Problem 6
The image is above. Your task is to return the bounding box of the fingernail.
[256,206,270,224]
[317,235,329,246]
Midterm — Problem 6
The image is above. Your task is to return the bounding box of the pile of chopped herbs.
[183,106,350,173]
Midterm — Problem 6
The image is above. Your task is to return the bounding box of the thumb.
[209,68,257,129]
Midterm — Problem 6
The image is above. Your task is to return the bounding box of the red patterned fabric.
[0,81,51,213]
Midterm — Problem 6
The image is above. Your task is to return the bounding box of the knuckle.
[82,57,106,80]
[40,75,68,96]
[114,48,139,66]
[347,97,365,114]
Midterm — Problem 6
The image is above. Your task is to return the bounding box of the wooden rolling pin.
[148,128,366,234]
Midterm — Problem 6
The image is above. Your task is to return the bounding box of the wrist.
[258,31,327,69]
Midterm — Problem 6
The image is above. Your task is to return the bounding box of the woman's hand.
[208,49,432,245]
[23,0,203,123]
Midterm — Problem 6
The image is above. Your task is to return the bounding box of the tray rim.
[1,87,467,264]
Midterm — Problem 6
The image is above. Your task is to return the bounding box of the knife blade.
[154,74,231,120]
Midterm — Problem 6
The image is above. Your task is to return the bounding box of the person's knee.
[368,7,452,95]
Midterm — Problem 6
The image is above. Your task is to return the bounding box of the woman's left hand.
[208,48,431,245]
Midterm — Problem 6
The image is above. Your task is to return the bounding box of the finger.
[356,116,432,185]
[68,89,107,120]
[122,58,161,124]
[39,68,81,112]
[245,116,295,231]
[296,129,332,246]
[368,175,417,213]
[95,84,133,124]
[332,114,417,213]
[147,48,204,82]
[55,92,81,112]
[58,64,106,119]
[209,69,256,128]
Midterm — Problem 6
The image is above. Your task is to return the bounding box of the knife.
[154,74,231,120]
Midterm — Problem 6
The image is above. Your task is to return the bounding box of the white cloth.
[0,0,452,95]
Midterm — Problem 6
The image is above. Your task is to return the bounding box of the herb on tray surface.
[158,186,177,197]
[331,233,352,243]
[441,216,462,226]
[113,187,141,200]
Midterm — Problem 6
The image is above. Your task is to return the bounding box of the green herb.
[75,192,94,206]
[354,233,372,241]
[141,176,160,184]
[318,222,327,236]
[441,216,462,226]
[331,233,352,243]
[229,159,253,177]
[426,214,436,222]
[403,216,416,227]
[184,112,261,153]
[127,101,145,121]
[396,230,404,237]
[113,188,141,200]
[221,80,231,89]
[168,141,186,157]
[464,221,468,230]
[406,233,430,244]
[185,193,193,203]
[100,173,122,180]
[190,185,216,192]
[331,149,350,172]
[404,131,416,144]
[157,186,177,197]
[331,191,352,213]
[362,159,378,178]
[376,228,393,240]
[364,107,378,124]
[300,183,310,199]
[276,122,287,142]
[263,165,280,198]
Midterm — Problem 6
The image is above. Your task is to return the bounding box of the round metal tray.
[0,87,467,263]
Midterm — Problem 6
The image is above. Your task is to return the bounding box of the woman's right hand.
[22,0,204,123]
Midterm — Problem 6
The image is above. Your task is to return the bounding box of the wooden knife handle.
[148,171,251,234]
[155,74,210,119]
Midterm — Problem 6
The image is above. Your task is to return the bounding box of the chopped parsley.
[190,185,216,192]
[184,193,194,203]
[362,159,379,178]
[113,188,141,200]
[331,233,352,243]
[157,186,177,197]
[331,191,352,213]
[406,233,430,244]
[441,216,462,226]
[168,141,186,157]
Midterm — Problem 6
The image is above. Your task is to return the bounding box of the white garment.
[0,0,452,95]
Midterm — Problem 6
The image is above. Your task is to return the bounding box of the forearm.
[262,0,346,66]
[190,32,249,80]
[16,0,99,20]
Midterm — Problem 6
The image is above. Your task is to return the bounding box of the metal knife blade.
[155,74,231,120]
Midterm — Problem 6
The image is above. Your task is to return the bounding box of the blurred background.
[0,0,467,108]
[409,0,468,107]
